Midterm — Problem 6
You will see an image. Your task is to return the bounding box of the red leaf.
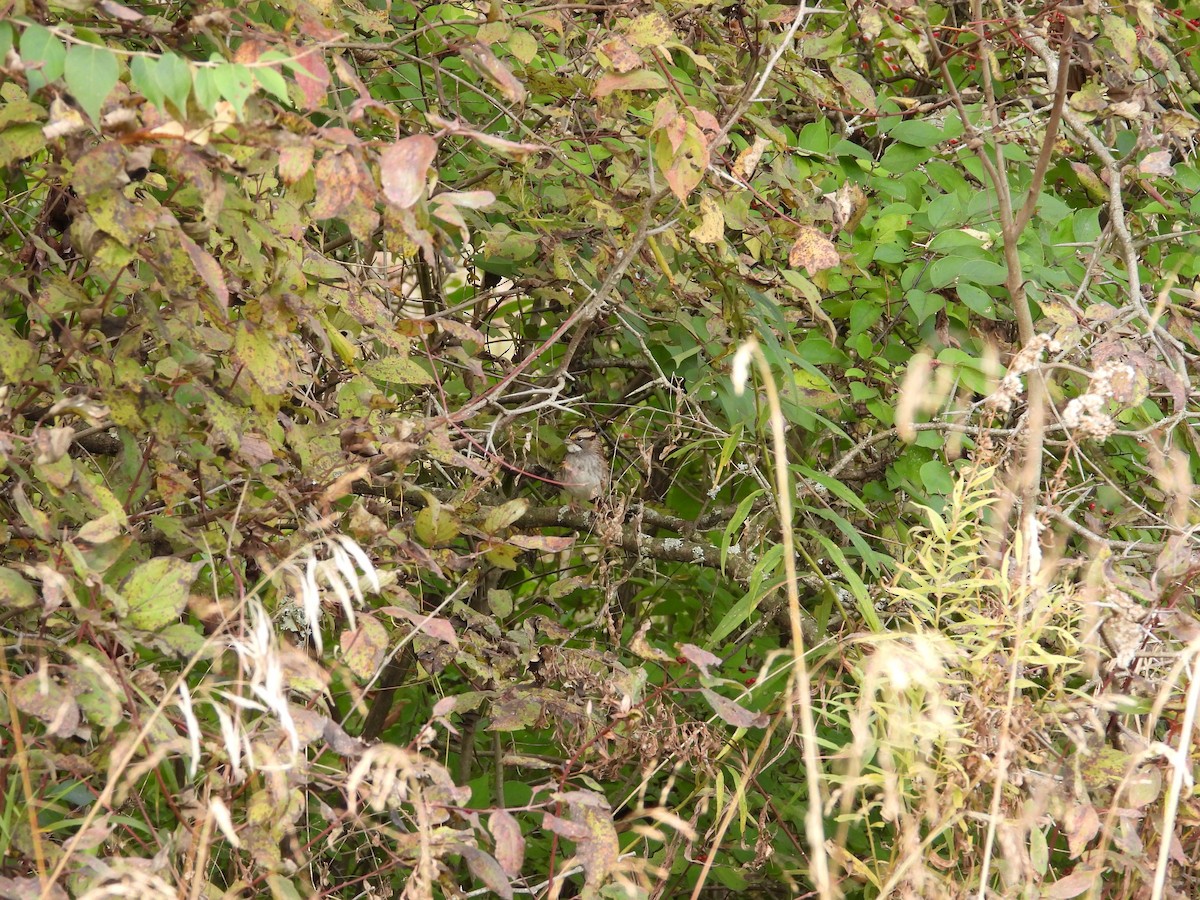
[490,810,525,878]
[376,604,458,647]
[311,151,359,220]
[178,231,229,311]
[292,46,331,110]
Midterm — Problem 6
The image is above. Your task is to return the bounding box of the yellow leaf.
[689,194,724,244]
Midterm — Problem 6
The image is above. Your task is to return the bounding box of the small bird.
[559,427,608,503]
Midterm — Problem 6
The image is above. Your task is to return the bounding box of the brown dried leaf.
[552,790,619,892]
[340,614,389,679]
[491,688,545,731]
[689,194,724,244]
[380,135,438,208]
[599,35,642,72]
[542,811,589,841]
[490,809,525,877]
[701,688,768,728]
[32,426,74,464]
[827,182,869,234]
[14,674,81,738]
[460,41,527,104]
[0,567,37,611]
[319,464,369,506]
[664,125,709,201]
[99,0,142,20]
[1042,866,1101,899]
[1138,149,1174,176]
[592,69,667,99]
[0,876,68,900]
[332,55,388,120]
[788,226,840,274]
[462,847,513,900]
[629,620,672,662]
[679,643,721,674]
[427,112,539,158]
[323,718,366,758]
[238,432,275,467]
[732,135,770,180]
[1063,801,1100,857]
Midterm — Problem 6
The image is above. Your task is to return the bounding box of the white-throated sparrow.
[560,427,608,502]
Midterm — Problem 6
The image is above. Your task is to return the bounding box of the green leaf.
[507,29,537,65]
[848,297,881,336]
[234,323,293,394]
[709,544,784,645]
[888,120,944,147]
[0,124,46,167]
[213,63,254,116]
[720,490,763,573]
[0,566,37,611]
[20,24,66,94]
[122,558,202,631]
[65,646,123,728]
[155,52,192,115]
[879,141,930,174]
[957,283,997,319]
[1102,15,1138,65]
[907,290,943,324]
[193,65,220,113]
[927,229,988,252]
[929,256,1008,289]
[254,64,289,103]
[811,507,885,575]
[362,355,433,386]
[64,43,118,125]
[415,502,460,546]
[0,98,41,129]
[926,193,963,230]
[807,530,879,632]
[0,319,37,380]
[937,348,993,394]
[919,459,955,495]
[483,499,529,533]
[830,65,876,111]
[130,55,163,110]
[797,467,867,514]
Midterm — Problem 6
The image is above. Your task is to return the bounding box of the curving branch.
[361,482,827,602]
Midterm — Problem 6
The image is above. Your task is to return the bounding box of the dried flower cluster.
[538,647,725,780]
[1061,359,1136,441]
[986,334,1060,412]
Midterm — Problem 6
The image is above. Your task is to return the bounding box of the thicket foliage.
[3,0,1200,896]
